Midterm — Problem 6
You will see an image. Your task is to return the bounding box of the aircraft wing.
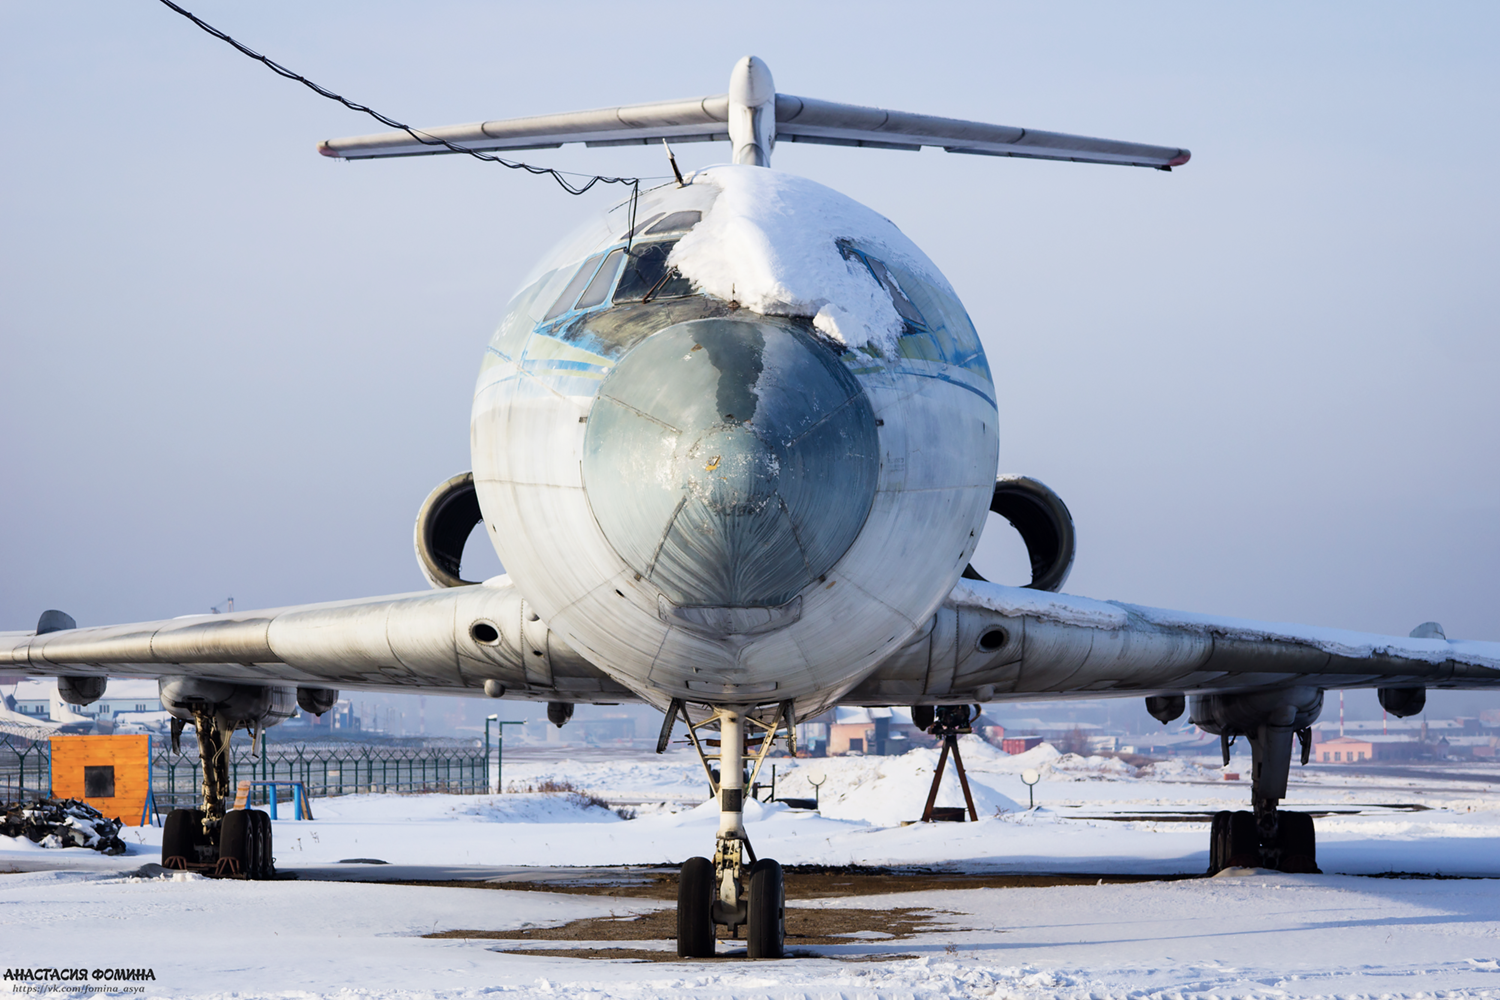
[317,94,1189,170]
[0,577,637,703]
[843,579,1500,704]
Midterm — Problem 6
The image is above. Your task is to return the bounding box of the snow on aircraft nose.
[581,317,879,629]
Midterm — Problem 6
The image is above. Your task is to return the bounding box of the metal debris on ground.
[0,798,127,855]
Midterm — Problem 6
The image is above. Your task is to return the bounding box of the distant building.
[823,707,927,755]
[10,678,162,720]
[1002,736,1043,755]
[1316,735,1374,763]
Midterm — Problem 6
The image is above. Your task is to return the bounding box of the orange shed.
[49,734,152,826]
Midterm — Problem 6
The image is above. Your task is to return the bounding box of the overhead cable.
[153,0,642,200]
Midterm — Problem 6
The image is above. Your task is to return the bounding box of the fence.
[0,734,486,812]
[0,734,52,804]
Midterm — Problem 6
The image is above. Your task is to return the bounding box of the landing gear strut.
[1190,689,1322,875]
[662,699,791,959]
[160,710,275,879]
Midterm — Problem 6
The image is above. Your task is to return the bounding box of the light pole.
[1021,768,1041,810]
[485,716,523,793]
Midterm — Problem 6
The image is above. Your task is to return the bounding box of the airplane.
[4,52,1498,959]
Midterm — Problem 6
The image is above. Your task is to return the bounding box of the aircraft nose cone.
[684,425,780,515]
[582,317,879,613]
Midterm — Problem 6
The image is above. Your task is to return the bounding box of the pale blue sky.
[2,1,1496,690]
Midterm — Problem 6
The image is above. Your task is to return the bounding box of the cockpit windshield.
[614,242,693,302]
[540,240,694,323]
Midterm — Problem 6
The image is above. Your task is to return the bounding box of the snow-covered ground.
[6,741,1500,998]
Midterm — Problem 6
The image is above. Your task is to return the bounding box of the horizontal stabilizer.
[318,95,733,159]
[773,95,1190,169]
[317,58,1189,171]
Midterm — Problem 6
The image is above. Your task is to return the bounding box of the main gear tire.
[217,809,252,878]
[1275,810,1319,873]
[1224,810,1261,869]
[249,808,274,879]
[162,808,206,869]
[1207,810,1231,874]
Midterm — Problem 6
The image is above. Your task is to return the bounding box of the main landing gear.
[1175,689,1323,875]
[659,699,793,959]
[160,710,275,879]
[1205,721,1319,874]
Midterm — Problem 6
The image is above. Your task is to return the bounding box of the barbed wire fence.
[0,734,486,812]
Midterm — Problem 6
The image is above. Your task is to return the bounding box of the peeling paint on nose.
[581,317,879,612]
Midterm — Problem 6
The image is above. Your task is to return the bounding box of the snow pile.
[774,739,1022,824]
[1047,753,1139,779]
[1138,757,1222,781]
[455,788,628,824]
[501,751,708,804]
[0,798,126,854]
[963,740,1062,774]
[670,166,952,353]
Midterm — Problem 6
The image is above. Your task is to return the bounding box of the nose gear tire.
[677,856,716,958]
[746,858,785,959]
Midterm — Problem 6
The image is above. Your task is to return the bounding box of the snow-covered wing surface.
[0,578,635,702]
[773,95,1190,168]
[317,93,1188,170]
[845,579,1500,704]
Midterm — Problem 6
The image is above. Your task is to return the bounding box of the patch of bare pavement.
[425,903,954,962]
[396,865,1194,962]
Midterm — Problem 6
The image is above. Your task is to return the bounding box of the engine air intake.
[415,472,484,589]
[963,475,1076,592]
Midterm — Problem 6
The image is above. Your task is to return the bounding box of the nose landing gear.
[662,699,792,959]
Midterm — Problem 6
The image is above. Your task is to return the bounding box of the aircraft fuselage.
[471,167,999,713]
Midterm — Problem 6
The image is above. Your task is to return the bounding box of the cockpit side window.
[543,253,605,321]
[837,240,927,331]
[834,238,988,381]
[574,248,625,310]
[613,241,692,302]
[864,257,926,328]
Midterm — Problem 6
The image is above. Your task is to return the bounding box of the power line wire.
[153,0,641,201]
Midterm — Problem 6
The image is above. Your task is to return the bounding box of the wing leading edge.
[0,578,635,703]
[844,579,1500,704]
